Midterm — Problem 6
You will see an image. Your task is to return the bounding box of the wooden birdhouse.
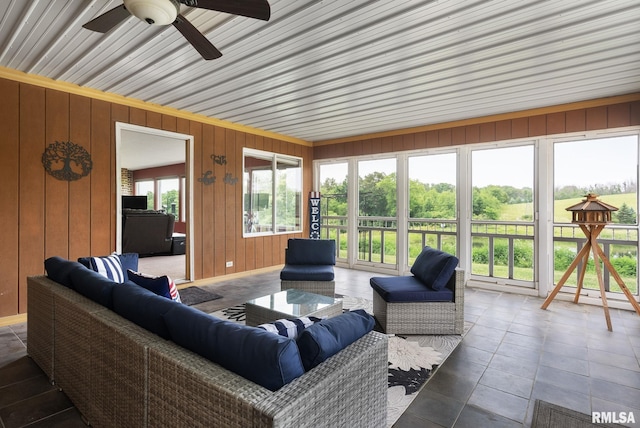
[565,193,618,224]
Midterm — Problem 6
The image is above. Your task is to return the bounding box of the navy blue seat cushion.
[68,266,119,309]
[78,253,139,282]
[111,283,177,339]
[285,239,336,266]
[370,275,454,303]
[45,256,86,289]
[296,309,374,371]
[410,246,459,291]
[163,303,305,391]
[280,264,335,281]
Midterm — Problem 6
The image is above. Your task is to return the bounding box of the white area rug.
[211,296,466,427]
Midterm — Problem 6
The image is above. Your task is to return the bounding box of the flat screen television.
[122,195,147,210]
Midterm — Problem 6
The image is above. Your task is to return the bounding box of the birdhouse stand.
[567,193,617,224]
[541,193,640,331]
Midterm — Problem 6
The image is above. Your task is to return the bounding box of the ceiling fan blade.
[82,4,131,33]
[180,0,271,21]
[173,14,222,60]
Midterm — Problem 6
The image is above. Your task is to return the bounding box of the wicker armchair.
[370,247,465,335]
[371,268,465,335]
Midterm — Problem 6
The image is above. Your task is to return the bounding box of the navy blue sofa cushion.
[69,266,119,309]
[111,283,177,339]
[45,256,85,289]
[163,303,305,391]
[370,275,454,303]
[285,239,336,266]
[410,246,458,291]
[280,264,335,281]
[296,309,374,371]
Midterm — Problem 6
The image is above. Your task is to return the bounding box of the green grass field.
[503,193,637,222]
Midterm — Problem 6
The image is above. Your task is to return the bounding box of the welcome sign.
[309,191,321,239]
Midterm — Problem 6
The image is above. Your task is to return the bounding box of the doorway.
[115,122,194,282]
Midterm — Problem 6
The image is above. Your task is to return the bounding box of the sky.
[320,135,638,190]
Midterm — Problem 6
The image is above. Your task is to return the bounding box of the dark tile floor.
[1,267,640,427]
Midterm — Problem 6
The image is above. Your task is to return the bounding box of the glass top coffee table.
[245,289,343,326]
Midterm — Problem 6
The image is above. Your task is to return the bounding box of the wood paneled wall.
[0,78,310,317]
[313,101,640,159]
[1,75,637,320]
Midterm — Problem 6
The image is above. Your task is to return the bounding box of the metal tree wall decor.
[41,141,93,181]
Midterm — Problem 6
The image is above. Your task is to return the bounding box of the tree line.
[321,172,636,223]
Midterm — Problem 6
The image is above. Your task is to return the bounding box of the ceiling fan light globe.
[123,0,179,26]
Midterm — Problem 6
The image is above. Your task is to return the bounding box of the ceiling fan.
[82,0,271,60]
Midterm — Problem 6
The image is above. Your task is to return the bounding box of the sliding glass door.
[407,153,458,266]
[553,135,639,298]
[357,158,397,268]
[470,145,536,287]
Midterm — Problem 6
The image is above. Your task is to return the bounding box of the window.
[158,178,180,220]
[243,148,302,236]
[135,180,155,210]
[319,162,348,258]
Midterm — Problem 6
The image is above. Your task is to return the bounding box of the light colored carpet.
[137,254,186,282]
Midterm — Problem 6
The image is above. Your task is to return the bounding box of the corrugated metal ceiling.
[1,0,639,143]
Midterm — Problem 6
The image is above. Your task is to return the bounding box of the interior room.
[0,1,639,427]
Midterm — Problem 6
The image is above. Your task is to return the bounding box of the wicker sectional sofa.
[27,260,388,427]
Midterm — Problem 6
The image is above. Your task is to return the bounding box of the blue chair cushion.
[296,309,374,371]
[45,256,85,289]
[285,239,336,266]
[280,264,335,281]
[163,303,305,391]
[69,266,118,309]
[111,282,178,339]
[370,275,454,303]
[410,246,458,291]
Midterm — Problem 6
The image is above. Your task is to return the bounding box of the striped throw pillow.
[257,316,322,339]
[89,255,125,283]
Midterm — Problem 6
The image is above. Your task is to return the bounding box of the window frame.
[243,148,303,237]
